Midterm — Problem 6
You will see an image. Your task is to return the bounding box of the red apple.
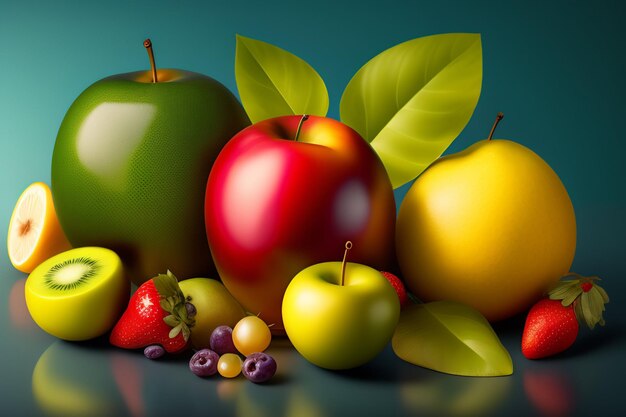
[205,115,396,333]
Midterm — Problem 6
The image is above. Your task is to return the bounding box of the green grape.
[232,316,272,356]
[218,353,242,378]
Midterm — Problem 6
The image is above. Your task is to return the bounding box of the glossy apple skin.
[205,115,396,333]
[282,261,400,370]
[52,69,250,285]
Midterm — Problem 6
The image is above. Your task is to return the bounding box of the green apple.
[396,114,576,321]
[51,39,250,285]
[282,245,400,370]
[178,278,246,350]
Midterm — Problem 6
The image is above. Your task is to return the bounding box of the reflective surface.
[2,0,625,415]
[2,264,625,416]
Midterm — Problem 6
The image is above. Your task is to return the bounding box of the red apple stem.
[143,38,158,83]
[294,114,309,141]
[487,112,504,141]
[340,241,353,286]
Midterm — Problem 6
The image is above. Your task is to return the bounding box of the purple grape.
[210,325,237,355]
[144,345,165,360]
[189,349,219,377]
[242,352,277,383]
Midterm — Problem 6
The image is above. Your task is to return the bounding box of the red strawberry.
[380,271,409,308]
[110,271,194,354]
[522,273,609,359]
[522,299,578,359]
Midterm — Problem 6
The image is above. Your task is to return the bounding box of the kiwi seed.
[43,256,101,291]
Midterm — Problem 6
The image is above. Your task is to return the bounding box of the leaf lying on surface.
[392,301,512,377]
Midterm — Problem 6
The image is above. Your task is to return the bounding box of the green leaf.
[153,273,179,299]
[596,285,610,304]
[159,299,172,313]
[235,35,329,123]
[340,33,482,188]
[581,292,594,329]
[182,325,191,342]
[392,301,512,377]
[582,287,608,329]
[575,300,585,326]
[175,303,188,321]
[169,323,182,339]
[561,286,581,307]
[548,281,579,299]
[163,314,180,328]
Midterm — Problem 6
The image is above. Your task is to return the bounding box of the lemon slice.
[7,182,71,273]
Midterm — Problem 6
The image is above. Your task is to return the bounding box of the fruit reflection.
[8,278,36,330]
[235,342,401,417]
[111,353,146,417]
[400,372,512,416]
[32,341,125,416]
[217,379,245,402]
[524,369,574,417]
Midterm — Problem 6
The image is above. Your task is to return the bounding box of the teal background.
[1,0,625,416]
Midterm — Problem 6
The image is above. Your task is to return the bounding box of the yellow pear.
[178,278,246,350]
[396,114,576,321]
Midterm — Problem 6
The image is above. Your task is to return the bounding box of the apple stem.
[143,39,158,83]
[487,112,504,141]
[294,114,309,141]
[340,241,353,286]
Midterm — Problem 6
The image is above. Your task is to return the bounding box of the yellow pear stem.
[340,241,353,286]
[143,38,158,83]
[487,112,504,141]
[294,114,309,141]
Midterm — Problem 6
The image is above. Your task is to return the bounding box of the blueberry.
[185,302,197,318]
[242,352,277,383]
[210,325,237,356]
[144,345,165,360]
[189,349,219,377]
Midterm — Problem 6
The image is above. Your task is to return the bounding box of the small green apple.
[282,243,400,370]
[51,39,250,285]
[178,278,246,350]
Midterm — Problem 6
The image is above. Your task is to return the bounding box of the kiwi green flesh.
[43,257,101,292]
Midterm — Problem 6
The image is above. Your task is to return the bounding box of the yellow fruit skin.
[8,182,71,273]
[218,353,242,378]
[282,262,400,370]
[396,139,576,321]
[178,278,246,350]
[25,247,130,341]
[232,316,272,356]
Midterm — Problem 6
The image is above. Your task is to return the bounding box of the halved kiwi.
[42,256,101,292]
[25,247,130,341]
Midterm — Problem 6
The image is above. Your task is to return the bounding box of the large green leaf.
[340,33,482,188]
[392,302,513,377]
[235,35,329,123]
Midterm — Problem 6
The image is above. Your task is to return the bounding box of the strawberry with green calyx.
[522,273,609,359]
[547,273,609,329]
[110,271,195,353]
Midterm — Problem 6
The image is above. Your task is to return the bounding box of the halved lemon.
[7,182,71,273]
